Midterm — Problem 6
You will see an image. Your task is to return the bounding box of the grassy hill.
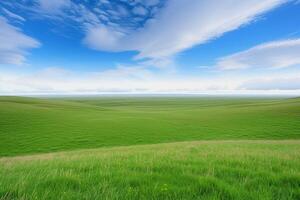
[1,96,300,199]
[0,96,300,156]
[1,140,300,200]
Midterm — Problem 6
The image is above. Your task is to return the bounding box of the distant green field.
[1,141,300,200]
[0,96,300,156]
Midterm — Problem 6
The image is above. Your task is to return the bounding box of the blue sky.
[0,0,300,94]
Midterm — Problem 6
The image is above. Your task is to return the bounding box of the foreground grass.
[1,96,300,156]
[0,140,300,200]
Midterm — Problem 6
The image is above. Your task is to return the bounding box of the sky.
[0,0,300,95]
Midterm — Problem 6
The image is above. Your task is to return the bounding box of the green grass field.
[0,96,300,199]
[0,96,300,156]
[1,141,300,200]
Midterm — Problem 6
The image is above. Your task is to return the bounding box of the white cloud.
[217,38,300,70]
[15,0,289,64]
[3,0,290,64]
[38,0,71,13]
[84,0,288,60]
[0,17,40,65]
[83,25,124,51]
[132,6,148,16]
[143,0,160,7]
[99,0,109,5]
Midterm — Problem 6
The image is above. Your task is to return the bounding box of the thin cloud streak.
[0,17,40,65]
[217,38,300,70]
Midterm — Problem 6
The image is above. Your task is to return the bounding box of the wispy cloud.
[84,0,289,60]
[132,6,148,16]
[38,0,71,13]
[217,38,300,70]
[0,17,40,65]
[8,0,288,64]
[1,8,25,22]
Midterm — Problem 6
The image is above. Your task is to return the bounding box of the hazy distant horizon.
[2,91,299,99]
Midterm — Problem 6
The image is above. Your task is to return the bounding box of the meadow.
[0,96,300,199]
[0,96,299,156]
[0,141,300,200]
